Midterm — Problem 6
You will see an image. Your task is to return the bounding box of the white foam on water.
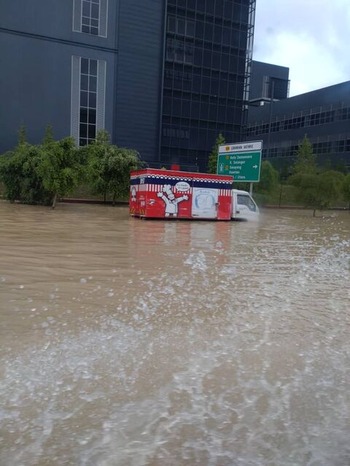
[2,315,349,466]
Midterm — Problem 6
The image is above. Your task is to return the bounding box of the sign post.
[217,141,262,183]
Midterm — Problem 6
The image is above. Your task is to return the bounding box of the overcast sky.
[253,0,350,97]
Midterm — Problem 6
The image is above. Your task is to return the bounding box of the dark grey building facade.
[0,0,163,164]
[245,81,350,170]
[161,0,255,170]
[0,0,256,172]
[249,60,289,105]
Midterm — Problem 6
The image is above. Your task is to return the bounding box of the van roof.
[232,189,250,195]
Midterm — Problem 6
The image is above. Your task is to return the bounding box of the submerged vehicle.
[232,189,259,221]
[130,169,259,221]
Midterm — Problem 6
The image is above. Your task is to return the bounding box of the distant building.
[248,60,289,106]
[0,0,256,172]
[245,81,350,170]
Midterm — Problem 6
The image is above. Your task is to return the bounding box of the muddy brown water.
[0,201,350,466]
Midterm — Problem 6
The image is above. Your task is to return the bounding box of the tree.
[290,170,343,216]
[208,133,225,174]
[0,127,86,207]
[0,142,52,205]
[18,125,27,145]
[255,160,279,194]
[86,130,144,203]
[292,135,317,175]
[321,169,345,190]
[43,124,54,145]
[342,173,350,209]
[37,136,85,208]
[315,171,343,212]
[279,163,292,183]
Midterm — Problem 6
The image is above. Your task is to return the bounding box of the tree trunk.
[52,193,57,209]
[278,184,283,207]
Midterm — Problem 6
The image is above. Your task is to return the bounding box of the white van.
[232,189,259,221]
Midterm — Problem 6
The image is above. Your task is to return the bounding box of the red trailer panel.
[130,169,233,220]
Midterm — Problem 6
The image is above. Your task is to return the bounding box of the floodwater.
[0,201,350,466]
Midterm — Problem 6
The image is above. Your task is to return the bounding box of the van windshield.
[237,194,256,211]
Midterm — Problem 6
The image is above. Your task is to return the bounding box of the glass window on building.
[71,56,106,146]
[166,39,194,64]
[167,16,195,37]
[82,0,100,35]
[73,0,108,37]
[338,107,350,120]
[79,58,98,145]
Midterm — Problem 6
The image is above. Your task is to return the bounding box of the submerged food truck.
[129,169,259,221]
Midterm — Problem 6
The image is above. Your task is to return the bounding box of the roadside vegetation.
[208,133,349,215]
[0,129,349,213]
[0,127,143,208]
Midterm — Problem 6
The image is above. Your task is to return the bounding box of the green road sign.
[217,145,262,182]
